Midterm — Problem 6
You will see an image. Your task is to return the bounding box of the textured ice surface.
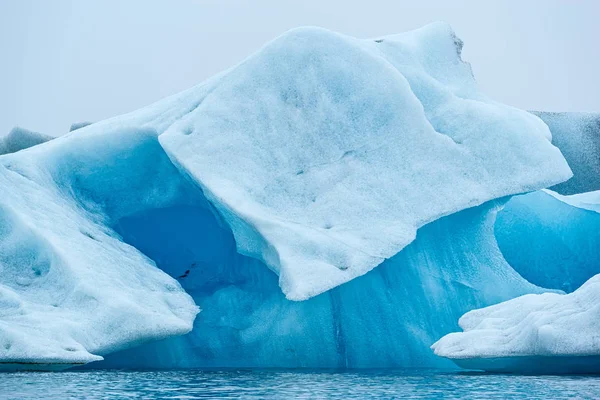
[0,127,53,155]
[0,128,198,368]
[0,23,573,369]
[496,190,600,292]
[90,200,548,369]
[432,274,600,374]
[533,112,600,195]
[90,23,568,300]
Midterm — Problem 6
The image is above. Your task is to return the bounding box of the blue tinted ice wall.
[496,190,600,293]
[90,197,547,369]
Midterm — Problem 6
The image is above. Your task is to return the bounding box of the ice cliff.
[0,23,577,370]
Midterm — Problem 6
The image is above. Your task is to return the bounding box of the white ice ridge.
[0,22,574,368]
[544,189,600,214]
[48,23,571,301]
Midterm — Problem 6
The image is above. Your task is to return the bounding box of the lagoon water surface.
[1,369,600,399]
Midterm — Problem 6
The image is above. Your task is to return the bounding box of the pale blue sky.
[1,0,599,136]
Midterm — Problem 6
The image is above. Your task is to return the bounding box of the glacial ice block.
[152,23,570,300]
[0,127,53,155]
[495,190,600,292]
[0,23,574,368]
[0,128,198,369]
[70,24,572,300]
[432,273,600,374]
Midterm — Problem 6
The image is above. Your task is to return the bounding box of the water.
[1,370,599,399]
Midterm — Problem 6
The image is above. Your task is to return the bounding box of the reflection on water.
[1,369,599,399]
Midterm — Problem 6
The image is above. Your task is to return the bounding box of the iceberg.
[134,23,569,301]
[0,23,573,369]
[0,127,53,155]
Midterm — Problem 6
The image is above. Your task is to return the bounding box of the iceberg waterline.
[0,23,584,370]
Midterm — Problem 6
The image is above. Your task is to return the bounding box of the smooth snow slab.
[0,128,199,367]
[63,23,572,300]
[432,273,600,372]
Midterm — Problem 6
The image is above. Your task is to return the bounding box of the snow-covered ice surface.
[432,274,600,374]
[434,193,600,373]
[0,23,573,369]
[533,112,600,195]
[495,190,600,293]
[0,127,53,155]
[0,129,199,369]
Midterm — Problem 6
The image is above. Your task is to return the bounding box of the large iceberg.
[0,23,573,369]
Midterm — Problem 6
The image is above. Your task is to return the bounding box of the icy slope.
[90,200,549,369]
[152,23,568,300]
[0,129,198,369]
[533,112,600,195]
[495,190,600,292]
[432,274,600,374]
[0,127,53,155]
